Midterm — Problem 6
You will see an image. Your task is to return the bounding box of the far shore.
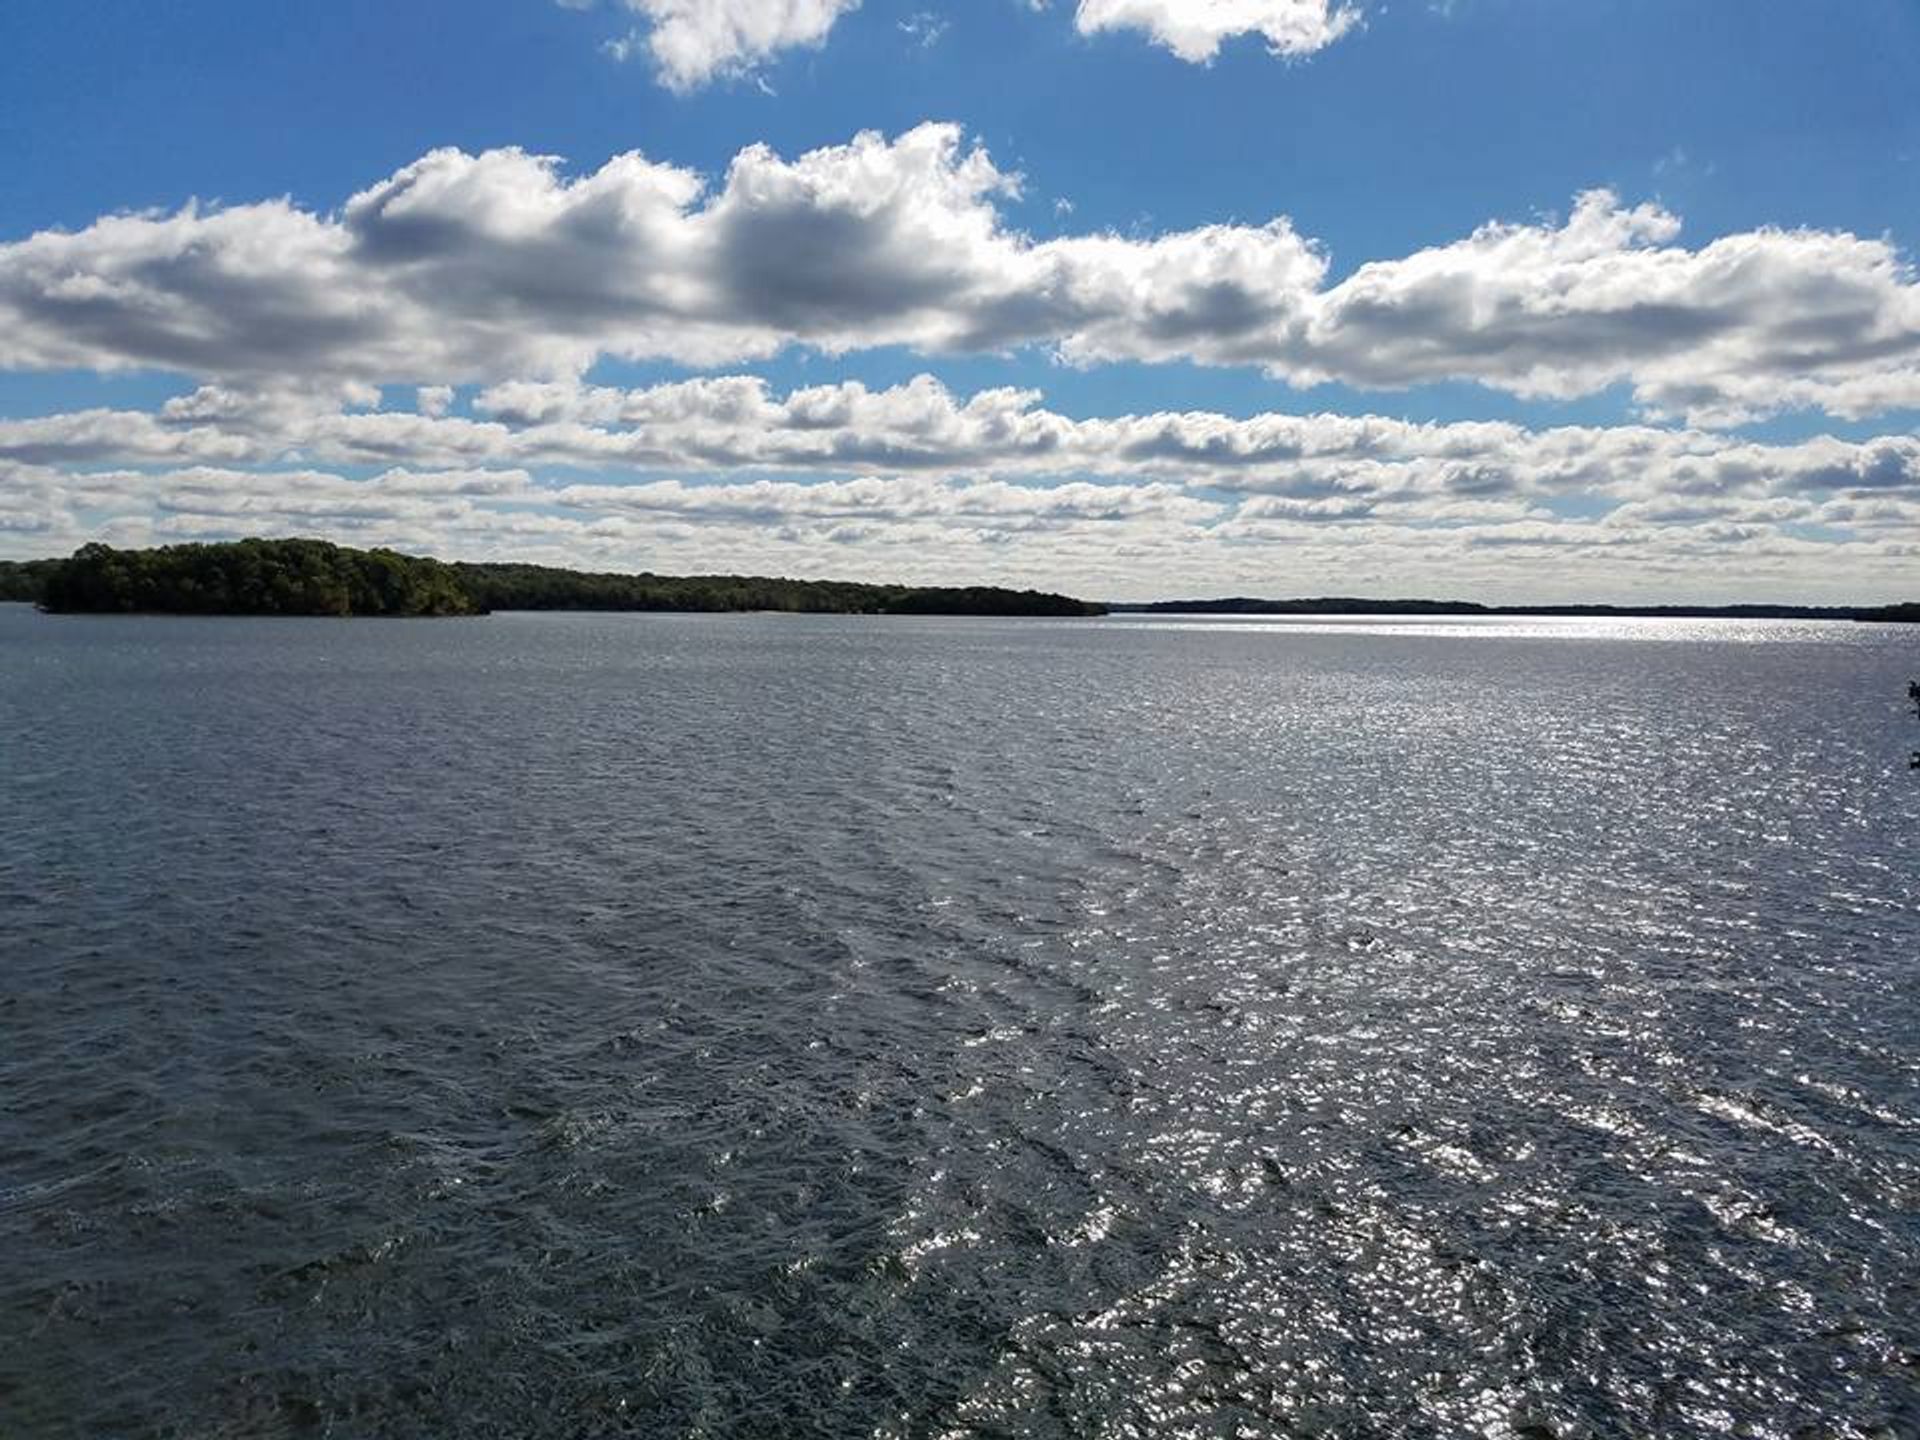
[2,543,1914,624]
[1111,598,1920,624]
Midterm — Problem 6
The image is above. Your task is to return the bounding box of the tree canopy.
[0,558,59,603]
[451,561,1105,617]
[37,540,480,616]
[18,540,1107,618]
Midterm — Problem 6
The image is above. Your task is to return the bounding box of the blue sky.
[1,0,1917,600]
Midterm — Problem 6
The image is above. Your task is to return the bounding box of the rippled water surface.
[3,605,1918,1439]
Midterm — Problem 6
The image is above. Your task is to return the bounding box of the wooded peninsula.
[0,540,1107,617]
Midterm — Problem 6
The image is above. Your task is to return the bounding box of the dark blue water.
[3,605,1918,1439]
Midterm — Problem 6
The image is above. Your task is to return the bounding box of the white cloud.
[1289,190,1920,424]
[2,129,1918,424]
[8,373,1916,511]
[1072,0,1361,63]
[899,11,950,49]
[601,0,860,91]
[576,0,1356,87]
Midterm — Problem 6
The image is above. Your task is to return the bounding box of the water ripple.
[1,607,1916,1438]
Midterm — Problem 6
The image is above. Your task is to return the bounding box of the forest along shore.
[0,540,1108,618]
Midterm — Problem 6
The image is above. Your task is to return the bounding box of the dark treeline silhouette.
[1113,597,1920,623]
[0,558,59,603]
[16,541,1107,617]
[450,561,1104,616]
[38,540,479,616]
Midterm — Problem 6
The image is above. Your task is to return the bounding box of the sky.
[2,0,1918,602]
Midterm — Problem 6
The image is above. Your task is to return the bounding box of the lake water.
[3,604,1917,1439]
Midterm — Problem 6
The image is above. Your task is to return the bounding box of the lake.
[2,605,1917,1438]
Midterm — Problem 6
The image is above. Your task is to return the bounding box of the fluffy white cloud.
[1072,0,1360,63]
[2,129,1918,424]
[7,375,1919,516]
[578,0,1354,86]
[587,0,860,91]
[1293,191,1920,424]
[0,126,1324,384]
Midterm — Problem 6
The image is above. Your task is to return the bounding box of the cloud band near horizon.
[4,373,1916,603]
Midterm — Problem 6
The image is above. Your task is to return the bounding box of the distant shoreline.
[1109,598,1920,624]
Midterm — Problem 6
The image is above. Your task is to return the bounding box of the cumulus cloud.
[8,373,1916,509]
[0,126,1323,386]
[580,0,1353,85]
[589,0,860,91]
[2,128,1918,423]
[1072,0,1361,63]
[1293,190,1920,424]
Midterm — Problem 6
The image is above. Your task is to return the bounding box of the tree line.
[450,560,1106,616]
[33,540,479,616]
[0,558,59,603]
[8,540,1107,618]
